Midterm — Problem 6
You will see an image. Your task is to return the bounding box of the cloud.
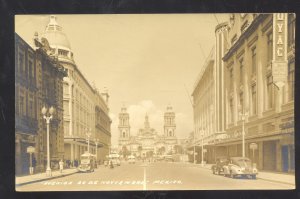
[110,100,193,146]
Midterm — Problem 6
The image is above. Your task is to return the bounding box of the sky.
[15,14,229,146]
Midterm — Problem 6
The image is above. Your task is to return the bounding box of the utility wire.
[184,84,194,107]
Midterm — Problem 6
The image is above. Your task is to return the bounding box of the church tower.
[164,105,176,137]
[118,106,130,139]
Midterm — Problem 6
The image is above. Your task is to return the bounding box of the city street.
[16,161,294,191]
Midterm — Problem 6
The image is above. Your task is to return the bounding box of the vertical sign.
[272,13,288,88]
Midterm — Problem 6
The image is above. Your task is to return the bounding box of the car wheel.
[212,169,215,174]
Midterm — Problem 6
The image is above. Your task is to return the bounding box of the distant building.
[118,105,178,158]
[40,15,111,163]
[15,33,66,175]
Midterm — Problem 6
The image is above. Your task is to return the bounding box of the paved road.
[16,161,294,191]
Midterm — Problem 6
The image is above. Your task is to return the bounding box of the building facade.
[118,105,178,158]
[41,15,111,164]
[192,47,216,163]
[15,33,66,175]
[192,13,295,172]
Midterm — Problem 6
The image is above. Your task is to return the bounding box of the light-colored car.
[223,157,258,179]
[128,155,136,164]
[110,159,120,166]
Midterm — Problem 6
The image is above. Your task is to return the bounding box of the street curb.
[194,164,295,186]
[256,177,295,186]
[15,171,79,188]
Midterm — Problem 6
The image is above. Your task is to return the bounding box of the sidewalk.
[16,168,79,187]
[191,163,295,185]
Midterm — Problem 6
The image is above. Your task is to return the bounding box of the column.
[258,142,263,170]
[275,86,283,113]
[257,30,264,118]
[71,143,74,161]
[68,81,73,136]
[233,61,238,126]
[74,144,78,160]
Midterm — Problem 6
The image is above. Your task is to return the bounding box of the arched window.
[123,131,126,138]
[169,130,172,137]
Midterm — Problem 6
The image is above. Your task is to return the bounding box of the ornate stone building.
[118,105,178,158]
[40,15,111,163]
[15,33,66,175]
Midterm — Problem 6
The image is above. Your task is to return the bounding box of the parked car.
[211,156,229,175]
[223,157,258,179]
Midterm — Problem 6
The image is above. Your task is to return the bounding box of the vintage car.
[211,156,229,175]
[108,153,121,166]
[223,157,258,179]
[128,155,136,164]
[78,152,96,172]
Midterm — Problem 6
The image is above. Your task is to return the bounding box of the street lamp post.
[85,128,91,153]
[95,138,99,162]
[193,132,196,164]
[239,106,248,158]
[201,128,205,167]
[42,106,55,177]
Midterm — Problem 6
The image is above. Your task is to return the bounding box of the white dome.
[42,15,71,50]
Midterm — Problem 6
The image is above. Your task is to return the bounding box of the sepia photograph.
[14,13,295,191]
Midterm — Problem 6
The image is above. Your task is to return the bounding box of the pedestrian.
[59,159,64,173]
[109,160,114,169]
[74,159,78,168]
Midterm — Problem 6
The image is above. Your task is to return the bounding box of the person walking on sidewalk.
[59,159,64,173]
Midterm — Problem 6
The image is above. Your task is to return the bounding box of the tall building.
[118,105,178,158]
[220,13,295,172]
[41,15,111,163]
[15,33,66,175]
[192,13,295,172]
[192,47,216,163]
